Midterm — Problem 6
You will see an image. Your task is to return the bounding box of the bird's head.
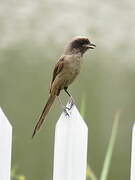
[64,36,96,55]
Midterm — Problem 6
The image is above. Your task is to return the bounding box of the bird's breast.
[58,54,83,87]
[66,54,82,73]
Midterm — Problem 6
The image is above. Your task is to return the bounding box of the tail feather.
[32,95,56,138]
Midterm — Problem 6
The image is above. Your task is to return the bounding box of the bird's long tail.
[32,95,56,138]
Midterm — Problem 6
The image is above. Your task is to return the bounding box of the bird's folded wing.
[50,56,65,92]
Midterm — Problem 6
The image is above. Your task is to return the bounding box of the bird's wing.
[50,56,65,91]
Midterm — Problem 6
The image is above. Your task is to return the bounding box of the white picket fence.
[0,108,12,180]
[0,105,134,180]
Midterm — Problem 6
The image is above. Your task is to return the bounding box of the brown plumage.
[32,36,96,138]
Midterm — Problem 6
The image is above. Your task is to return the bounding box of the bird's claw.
[63,107,70,117]
[62,97,75,116]
[68,97,75,110]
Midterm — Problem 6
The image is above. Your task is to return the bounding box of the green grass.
[80,96,121,180]
[100,110,121,180]
[11,166,26,180]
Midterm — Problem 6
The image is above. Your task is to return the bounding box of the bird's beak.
[84,42,96,49]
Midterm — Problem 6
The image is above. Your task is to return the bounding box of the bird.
[32,36,96,138]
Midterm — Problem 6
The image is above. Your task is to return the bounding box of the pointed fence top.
[0,108,12,128]
[130,121,135,180]
[56,101,88,129]
[0,107,12,180]
[53,101,88,180]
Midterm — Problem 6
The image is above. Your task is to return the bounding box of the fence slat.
[0,108,12,180]
[53,102,88,180]
[130,123,135,180]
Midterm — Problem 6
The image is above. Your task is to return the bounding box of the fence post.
[53,102,88,180]
[0,108,12,180]
[130,123,135,180]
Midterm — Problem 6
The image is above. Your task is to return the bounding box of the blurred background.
[0,0,135,179]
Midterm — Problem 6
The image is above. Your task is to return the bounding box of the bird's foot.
[62,106,70,117]
[68,96,75,110]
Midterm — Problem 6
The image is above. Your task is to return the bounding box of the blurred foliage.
[85,109,120,180]
[11,167,26,180]
[100,110,120,180]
